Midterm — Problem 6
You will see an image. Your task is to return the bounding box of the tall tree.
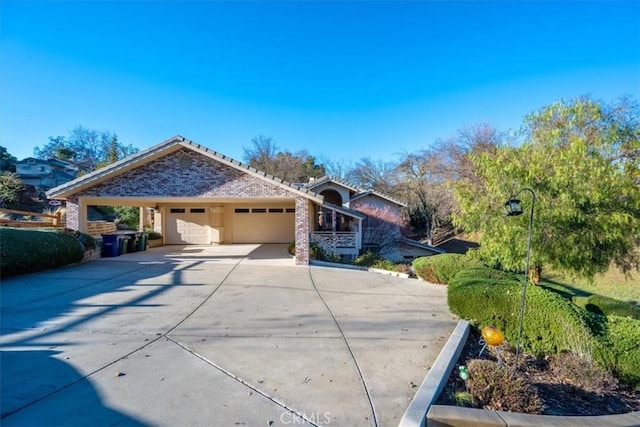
[453,97,640,282]
[34,126,138,171]
[243,135,326,183]
[395,124,502,244]
[346,157,397,194]
[0,146,17,173]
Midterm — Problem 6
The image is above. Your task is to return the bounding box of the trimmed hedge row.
[448,267,640,388]
[0,228,86,278]
[412,253,483,284]
[448,268,595,358]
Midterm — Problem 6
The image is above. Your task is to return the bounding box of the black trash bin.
[102,234,120,257]
[125,232,137,253]
[119,235,130,255]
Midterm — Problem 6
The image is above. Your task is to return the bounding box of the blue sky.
[1,1,639,165]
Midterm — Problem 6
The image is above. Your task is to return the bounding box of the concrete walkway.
[1,244,457,427]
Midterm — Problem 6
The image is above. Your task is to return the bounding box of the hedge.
[448,267,640,387]
[412,253,483,284]
[0,228,85,278]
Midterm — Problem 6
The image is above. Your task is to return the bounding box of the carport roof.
[45,135,324,203]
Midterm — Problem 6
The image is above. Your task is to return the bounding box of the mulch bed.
[435,329,640,416]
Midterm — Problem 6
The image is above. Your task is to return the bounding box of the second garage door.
[233,207,295,243]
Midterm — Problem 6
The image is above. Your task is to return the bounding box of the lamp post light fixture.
[505,188,536,374]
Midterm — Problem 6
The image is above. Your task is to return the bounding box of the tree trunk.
[529,265,542,285]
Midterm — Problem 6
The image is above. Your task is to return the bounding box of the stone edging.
[399,319,640,427]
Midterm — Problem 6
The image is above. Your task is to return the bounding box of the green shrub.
[412,253,483,284]
[1,227,84,278]
[287,241,295,256]
[573,295,640,320]
[371,259,396,271]
[147,231,162,240]
[65,229,98,250]
[448,267,595,358]
[449,267,640,388]
[353,251,383,267]
[594,316,640,388]
[309,243,341,263]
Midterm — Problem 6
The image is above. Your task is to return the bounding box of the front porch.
[310,203,364,259]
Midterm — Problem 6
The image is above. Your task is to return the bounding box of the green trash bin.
[137,233,148,251]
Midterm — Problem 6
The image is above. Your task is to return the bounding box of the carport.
[45,135,333,265]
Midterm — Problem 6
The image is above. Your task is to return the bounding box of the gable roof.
[321,202,366,220]
[305,175,359,192]
[46,135,323,203]
[350,189,407,208]
[399,237,446,254]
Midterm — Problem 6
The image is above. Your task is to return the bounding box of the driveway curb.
[399,319,470,427]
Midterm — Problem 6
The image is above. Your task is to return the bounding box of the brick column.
[65,196,80,231]
[294,196,310,265]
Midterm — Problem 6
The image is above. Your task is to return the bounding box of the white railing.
[310,232,359,255]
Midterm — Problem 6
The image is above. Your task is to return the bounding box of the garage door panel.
[233,208,294,243]
[167,208,209,244]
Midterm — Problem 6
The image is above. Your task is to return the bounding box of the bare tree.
[243,135,325,183]
[395,124,503,244]
[346,157,397,194]
[354,203,405,256]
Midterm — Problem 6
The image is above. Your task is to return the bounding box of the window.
[268,208,283,213]
[190,208,206,213]
[178,155,193,169]
[252,208,267,213]
[234,208,250,213]
[286,208,295,213]
[170,208,186,213]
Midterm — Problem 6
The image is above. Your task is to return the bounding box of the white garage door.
[233,207,295,243]
[166,208,209,244]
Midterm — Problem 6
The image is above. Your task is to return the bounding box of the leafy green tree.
[453,97,640,283]
[0,146,17,173]
[35,126,137,171]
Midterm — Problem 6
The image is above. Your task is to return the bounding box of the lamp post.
[504,188,536,373]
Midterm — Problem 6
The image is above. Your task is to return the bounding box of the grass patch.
[543,269,639,303]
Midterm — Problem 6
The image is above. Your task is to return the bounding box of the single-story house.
[46,136,442,265]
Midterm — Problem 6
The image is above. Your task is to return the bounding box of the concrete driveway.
[1,244,457,427]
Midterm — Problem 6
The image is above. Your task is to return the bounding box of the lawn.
[542,267,639,303]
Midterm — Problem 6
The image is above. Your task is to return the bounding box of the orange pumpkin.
[481,325,504,346]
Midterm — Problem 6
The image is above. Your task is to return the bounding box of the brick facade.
[294,196,310,265]
[80,149,296,198]
[66,148,312,264]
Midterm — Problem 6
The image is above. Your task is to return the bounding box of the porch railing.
[310,231,359,255]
